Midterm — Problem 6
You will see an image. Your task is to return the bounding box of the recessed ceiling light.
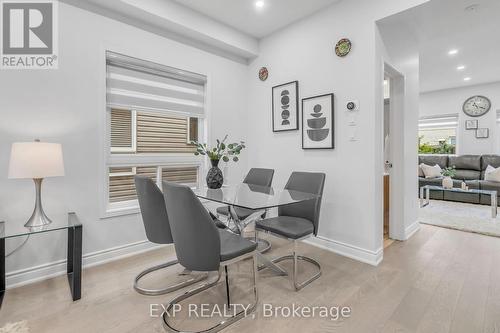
[255,1,264,8]
[448,49,458,55]
[464,77,471,81]
[457,65,465,70]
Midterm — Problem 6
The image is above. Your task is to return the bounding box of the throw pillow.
[420,163,442,179]
[418,165,425,177]
[485,165,500,182]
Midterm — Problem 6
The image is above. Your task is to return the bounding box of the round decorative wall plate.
[259,67,269,81]
[335,38,352,57]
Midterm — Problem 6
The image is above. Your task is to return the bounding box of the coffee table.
[420,185,497,218]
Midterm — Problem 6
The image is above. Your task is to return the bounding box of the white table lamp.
[8,140,65,228]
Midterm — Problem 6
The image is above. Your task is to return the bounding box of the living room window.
[418,114,458,154]
[104,51,206,216]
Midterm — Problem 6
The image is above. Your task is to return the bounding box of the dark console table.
[0,212,82,308]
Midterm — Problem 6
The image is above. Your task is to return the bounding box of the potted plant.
[191,135,245,189]
[441,166,456,189]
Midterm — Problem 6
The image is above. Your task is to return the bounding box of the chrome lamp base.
[25,178,53,228]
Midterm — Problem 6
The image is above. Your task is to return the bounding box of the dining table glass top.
[194,183,318,210]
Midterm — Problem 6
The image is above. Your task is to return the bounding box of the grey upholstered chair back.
[162,181,221,271]
[279,172,326,236]
[243,168,275,187]
[134,176,173,244]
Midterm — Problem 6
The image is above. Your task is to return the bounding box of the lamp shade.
[8,142,65,179]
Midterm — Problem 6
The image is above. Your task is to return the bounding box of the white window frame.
[103,109,206,218]
[100,50,209,218]
[110,110,137,153]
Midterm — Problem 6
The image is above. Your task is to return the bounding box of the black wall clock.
[462,95,491,117]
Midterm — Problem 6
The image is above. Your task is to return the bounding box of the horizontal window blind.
[106,51,206,116]
[111,109,133,149]
[162,167,198,184]
[419,114,458,129]
[188,117,199,143]
[109,166,198,203]
[136,111,195,153]
[109,166,156,203]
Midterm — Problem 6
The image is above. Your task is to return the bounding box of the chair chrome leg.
[271,240,321,291]
[225,266,231,306]
[134,259,208,296]
[162,254,258,333]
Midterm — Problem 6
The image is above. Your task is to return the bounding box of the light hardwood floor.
[1,224,500,333]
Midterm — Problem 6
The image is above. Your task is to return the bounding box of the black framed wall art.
[272,81,299,132]
[302,93,334,149]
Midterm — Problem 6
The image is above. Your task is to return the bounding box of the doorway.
[382,63,406,247]
[383,75,393,248]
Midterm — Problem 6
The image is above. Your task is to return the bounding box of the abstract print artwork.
[272,81,299,132]
[302,93,334,149]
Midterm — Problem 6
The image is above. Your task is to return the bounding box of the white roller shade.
[419,114,458,129]
[106,52,206,116]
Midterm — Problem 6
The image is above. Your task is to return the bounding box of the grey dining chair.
[255,171,326,291]
[133,176,207,296]
[216,168,274,221]
[162,181,258,333]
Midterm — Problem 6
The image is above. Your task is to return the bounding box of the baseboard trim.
[404,221,421,240]
[304,236,383,266]
[6,240,165,289]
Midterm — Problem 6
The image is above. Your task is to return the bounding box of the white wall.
[246,0,427,264]
[420,81,500,155]
[0,3,249,287]
[0,0,431,287]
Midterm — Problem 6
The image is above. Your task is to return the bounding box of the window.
[418,114,458,154]
[104,51,206,216]
[108,166,198,203]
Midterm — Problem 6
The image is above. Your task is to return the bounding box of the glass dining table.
[195,183,318,276]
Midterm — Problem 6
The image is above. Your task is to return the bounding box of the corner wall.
[0,0,430,289]
[246,0,427,264]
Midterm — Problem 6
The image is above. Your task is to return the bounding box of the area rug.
[0,321,29,333]
[419,200,500,238]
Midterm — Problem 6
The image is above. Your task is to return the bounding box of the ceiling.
[378,0,500,93]
[172,0,341,38]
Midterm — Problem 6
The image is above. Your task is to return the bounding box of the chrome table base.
[220,207,272,254]
[227,207,291,276]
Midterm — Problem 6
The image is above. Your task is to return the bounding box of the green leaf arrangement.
[191,134,245,163]
[441,166,456,178]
